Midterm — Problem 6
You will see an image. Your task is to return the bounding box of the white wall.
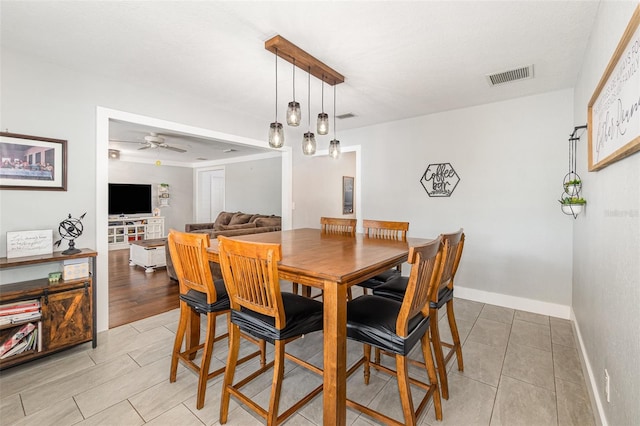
[225,156,282,215]
[293,151,356,228]
[572,3,640,425]
[0,48,269,330]
[328,89,575,314]
[108,160,193,233]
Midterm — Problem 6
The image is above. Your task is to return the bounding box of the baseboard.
[570,308,607,426]
[455,285,571,319]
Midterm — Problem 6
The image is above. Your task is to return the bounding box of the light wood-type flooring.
[108,248,178,328]
[1,288,596,426]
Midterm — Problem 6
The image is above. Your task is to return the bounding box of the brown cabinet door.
[42,283,92,351]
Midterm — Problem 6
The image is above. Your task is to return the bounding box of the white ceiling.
[1,1,601,163]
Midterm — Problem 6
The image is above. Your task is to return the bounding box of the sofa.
[166,211,282,281]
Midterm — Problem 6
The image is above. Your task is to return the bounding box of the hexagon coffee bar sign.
[420,163,460,197]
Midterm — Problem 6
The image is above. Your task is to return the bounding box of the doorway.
[196,168,225,223]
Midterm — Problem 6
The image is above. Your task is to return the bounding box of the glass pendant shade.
[269,122,284,148]
[317,113,329,135]
[303,132,316,155]
[329,139,340,159]
[286,101,301,126]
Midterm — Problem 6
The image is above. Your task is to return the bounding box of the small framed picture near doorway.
[343,176,354,215]
[0,132,67,191]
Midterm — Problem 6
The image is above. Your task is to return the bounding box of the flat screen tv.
[108,183,152,216]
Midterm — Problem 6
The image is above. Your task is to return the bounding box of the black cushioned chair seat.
[373,276,454,309]
[231,293,323,343]
[179,279,230,313]
[358,269,401,289]
[346,295,430,356]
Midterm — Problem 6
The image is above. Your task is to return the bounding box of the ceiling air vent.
[222,148,237,153]
[486,65,534,86]
[336,113,356,120]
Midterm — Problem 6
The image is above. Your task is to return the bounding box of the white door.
[196,169,225,222]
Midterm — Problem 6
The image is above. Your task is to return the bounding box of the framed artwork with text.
[588,6,640,171]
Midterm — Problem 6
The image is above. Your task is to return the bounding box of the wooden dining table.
[206,227,433,425]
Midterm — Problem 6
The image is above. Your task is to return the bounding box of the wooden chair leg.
[170,302,189,382]
[220,324,241,424]
[420,334,442,421]
[267,340,286,426]
[363,344,372,385]
[396,354,417,426]
[196,313,216,409]
[429,307,449,400]
[447,300,464,371]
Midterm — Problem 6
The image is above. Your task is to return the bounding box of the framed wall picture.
[343,176,354,215]
[588,6,640,171]
[0,132,67,191]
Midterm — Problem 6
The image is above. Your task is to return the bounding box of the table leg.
[323,280,347,426]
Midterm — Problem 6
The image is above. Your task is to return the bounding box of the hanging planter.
[559,197,586,217]
[563,179,581,196]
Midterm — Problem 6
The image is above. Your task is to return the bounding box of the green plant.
[564,179,581,186]
[559,197,586,205]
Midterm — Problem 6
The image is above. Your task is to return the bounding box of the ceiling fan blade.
[163,145,187,153]
[138,145,152,151]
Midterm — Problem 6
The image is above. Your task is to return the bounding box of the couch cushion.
[254,216,282,228]
[213,211,237,230]
[248,214,268,223]
[229,212,254,225]
[220,222,257,231]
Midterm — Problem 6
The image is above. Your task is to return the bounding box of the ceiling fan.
[110,132,187,153]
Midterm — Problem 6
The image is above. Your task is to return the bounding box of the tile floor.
[0,293,596,426]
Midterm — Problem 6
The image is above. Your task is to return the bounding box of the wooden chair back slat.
[396,237,447,337]
[320,217,357,236]
[167,230,217,304]
[217,236,286,329]
[438,229,465,294]
[363,219,409,240]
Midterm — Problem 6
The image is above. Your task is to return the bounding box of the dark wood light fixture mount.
[265,35,345,86]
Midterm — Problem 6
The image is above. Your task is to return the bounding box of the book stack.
[0,300,42,359]
[0,299,41,326]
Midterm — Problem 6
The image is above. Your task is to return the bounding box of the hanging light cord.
[274,48,278,122]
[333,84,336,136]
[308,66,311,129]
[292,59,296,102]
[321,74,325,113]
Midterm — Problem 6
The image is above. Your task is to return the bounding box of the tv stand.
[107,216,164,250]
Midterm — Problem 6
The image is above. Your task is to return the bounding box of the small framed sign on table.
[588,6,640,171]
[6,230,53,258]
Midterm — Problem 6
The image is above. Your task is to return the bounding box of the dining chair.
[167,230,265,410]
[293,217,357,298]
[373,228,465,399]
[345,237,446,425]
[217,236,324,426]
[357,219,409,294]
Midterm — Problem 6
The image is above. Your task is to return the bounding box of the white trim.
[96,106,292,332]
[314,145,362,232]
[455,285,571,319]
[571,308,607,426]
[119,150,281,168]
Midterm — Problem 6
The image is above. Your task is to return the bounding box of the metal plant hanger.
[559,125,587,218]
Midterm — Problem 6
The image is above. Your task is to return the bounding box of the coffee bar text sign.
[420,163,460,197]
[588,6,640,171]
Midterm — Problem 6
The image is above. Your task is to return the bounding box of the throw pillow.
[220,222,257,231]
[213,211,237,230]
[228,212,254,225]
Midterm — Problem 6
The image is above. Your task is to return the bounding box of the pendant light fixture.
[268,48,284,148]
[329,84,341,159]
[302,66,316,155]
[286,59,301,126]
[317,74,329,135]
